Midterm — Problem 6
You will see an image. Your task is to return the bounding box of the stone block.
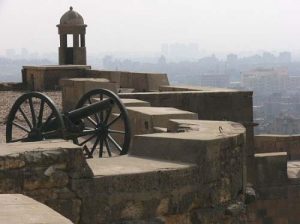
[60,77,120,111]
[130,133,244,196]
[254,152,288,187]
[126,107,197,135]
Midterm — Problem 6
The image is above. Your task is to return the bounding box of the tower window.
[67,34,73,47]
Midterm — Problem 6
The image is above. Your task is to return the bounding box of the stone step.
[126,106,198,135]
[130,120,245,164]
[0,194,72,224]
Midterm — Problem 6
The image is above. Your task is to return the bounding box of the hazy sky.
[0,0,300,55]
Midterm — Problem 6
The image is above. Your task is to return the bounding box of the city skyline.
[1,0,300,56]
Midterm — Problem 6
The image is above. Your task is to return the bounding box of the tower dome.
[60,6,84,26]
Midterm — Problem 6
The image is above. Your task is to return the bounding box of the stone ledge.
[0,140,81,156]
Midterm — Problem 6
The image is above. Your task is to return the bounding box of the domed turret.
[57,7,87,65]
[60,7,84,26]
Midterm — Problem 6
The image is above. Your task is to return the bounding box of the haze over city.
[1,0,300,56]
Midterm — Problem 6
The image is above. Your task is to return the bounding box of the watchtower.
[57,7,87,65]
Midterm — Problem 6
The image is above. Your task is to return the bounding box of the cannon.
[6,89,131,158]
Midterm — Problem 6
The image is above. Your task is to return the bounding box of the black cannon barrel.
[67,98,114,122]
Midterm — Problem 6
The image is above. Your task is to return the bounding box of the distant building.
[278,51,292,64]
[287,76,300,92]
[200,74,230,88]
[160,43,199,60]
[270,115,300,134]
[242,68,289,95]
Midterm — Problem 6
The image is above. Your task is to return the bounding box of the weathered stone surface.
[0,194,72,224]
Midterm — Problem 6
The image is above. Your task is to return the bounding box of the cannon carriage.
[6,89,131,158]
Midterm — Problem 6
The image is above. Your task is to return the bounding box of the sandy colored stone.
[0,140,81,156]
[0,194,72,224]
[87,155,193,177]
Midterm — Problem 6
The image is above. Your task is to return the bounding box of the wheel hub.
[27,128,43,141]
[97,122,108,137]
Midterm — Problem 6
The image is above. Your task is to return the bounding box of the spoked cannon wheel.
[73,89,131,158]
[6,92,65,143]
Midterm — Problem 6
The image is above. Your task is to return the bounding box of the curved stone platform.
[0,194,72,224]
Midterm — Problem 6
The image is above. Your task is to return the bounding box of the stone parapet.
[85,70,169,92]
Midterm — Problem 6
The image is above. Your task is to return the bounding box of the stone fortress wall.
[0,71,251,223]
[4,62,300,224]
